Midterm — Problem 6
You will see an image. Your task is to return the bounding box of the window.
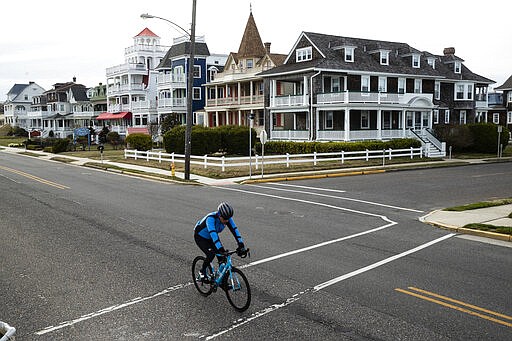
[455,61,461,73]
[507,112,512,124]
[414,79,422,94]
[345,47,354,62]
[427,57,436,69]
[412,54,420,68]
[246,59,253,68]
[332,77,340,92]
[434,82,440,100]
[398,78,405,94]
[361,75,370,92]
[296,47,312,62]
[508,92,512,103]
[193,87,201,100]
[193,65,201,78]
[378,77,387,92]
[380,51,389,65]
[325,111,333,129]
[459,111,466,124]
[433,109,439,124]
[456,84,464,99]
[493,113,500,124]
[444,110,450,124]
[361,111,369,129]
[466,84,473,100]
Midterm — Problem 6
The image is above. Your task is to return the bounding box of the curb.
[422,220,512,242]
[241,169,385,184]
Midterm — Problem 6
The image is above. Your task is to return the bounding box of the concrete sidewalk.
[422,205,512,242]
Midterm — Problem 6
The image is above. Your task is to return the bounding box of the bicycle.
[192,249,251,312]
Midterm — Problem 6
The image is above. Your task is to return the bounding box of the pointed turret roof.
[237,12,266,58]
[134,27,159,38]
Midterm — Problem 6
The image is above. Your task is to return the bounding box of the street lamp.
[140,0,196,180]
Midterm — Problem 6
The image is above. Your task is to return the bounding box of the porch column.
[316,109,320,140]
[402,110,406,137]
[226,110,230,125]
[377,109,382,140]
[215,112,219,127]
[303,75,309,105]
[271,79,276,107]
[345,109,351,141]
[215,85,218,106]
[238,110,242,126]
[238,82,241,105]
[250,80,254,104]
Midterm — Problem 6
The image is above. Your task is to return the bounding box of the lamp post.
[141,0,196,180]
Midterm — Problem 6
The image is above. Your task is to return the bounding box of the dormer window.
[345,47,355,62]
[296,46,312,62]
[427,57,436,69]
[455,61,461,73]
[246,59,253,69]
[412,54,420,68]
[380,51,390,65]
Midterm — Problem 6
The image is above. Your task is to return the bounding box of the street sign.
[260,130,268,144]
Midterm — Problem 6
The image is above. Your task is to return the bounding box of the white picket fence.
[124,147,423,172]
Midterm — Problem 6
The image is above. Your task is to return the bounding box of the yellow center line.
[395,288,512,328]
[408,286,512,321]
[0,165,69,190]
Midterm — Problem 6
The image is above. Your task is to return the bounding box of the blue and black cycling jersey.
[194,211,243,251]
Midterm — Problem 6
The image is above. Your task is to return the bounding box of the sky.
[1,0,511,101]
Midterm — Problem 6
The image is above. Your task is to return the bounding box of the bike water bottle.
[218,262,225,273]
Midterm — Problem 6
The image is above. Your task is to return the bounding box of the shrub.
[107,131,122,149]
[468,123,509,153]
[433,124,473,152]
[52,139,70,153]
[126,133,152,151]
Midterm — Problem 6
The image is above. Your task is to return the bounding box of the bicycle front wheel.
[192,256,214,296]
[224,267,251,312]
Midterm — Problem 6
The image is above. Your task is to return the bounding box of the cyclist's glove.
[236,244,248,257]
[217,247,227,263]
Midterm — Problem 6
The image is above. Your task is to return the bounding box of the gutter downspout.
[310,70,321,141]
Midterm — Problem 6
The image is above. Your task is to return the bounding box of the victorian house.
[3,82,46,129]
[259,32,494,155]
[489,74,512,130]
[202,11,286,133]
[104,28,169,136]
[155,35,227,127]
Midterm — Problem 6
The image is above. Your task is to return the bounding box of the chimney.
[443,47,455,56]
[264,42,271,54]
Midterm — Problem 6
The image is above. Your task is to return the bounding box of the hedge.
[126,133,152,151]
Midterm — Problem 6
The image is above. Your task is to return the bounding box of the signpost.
[249,113,254,179]
[260,130,267,178]
[497,125,502,158]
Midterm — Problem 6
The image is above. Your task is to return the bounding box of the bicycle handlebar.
[216,248,250,258]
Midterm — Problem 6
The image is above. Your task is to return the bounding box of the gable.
[284,32,325,65]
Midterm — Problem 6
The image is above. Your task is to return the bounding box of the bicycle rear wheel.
[192,256,214,296]
[224,267,251,312]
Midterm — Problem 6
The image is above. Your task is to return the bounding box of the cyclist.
[194,202,247,281]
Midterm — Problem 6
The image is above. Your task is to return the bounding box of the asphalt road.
[1,152,511,340]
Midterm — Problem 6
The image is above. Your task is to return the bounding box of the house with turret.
[202,10,286,133]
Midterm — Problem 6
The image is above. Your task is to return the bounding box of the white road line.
[217,186,392,220]
[34,185,400,336]
[205,233,456,339]
[240,221,396,269]
[271,182,346,193]
[252,184,423,213]
[35,283,192,336]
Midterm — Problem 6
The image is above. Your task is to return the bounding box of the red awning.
[96,112,132,120]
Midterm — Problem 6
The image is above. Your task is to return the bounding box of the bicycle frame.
[212,253,233,287]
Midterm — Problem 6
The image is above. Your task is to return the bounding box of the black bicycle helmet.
[218,202,234,219]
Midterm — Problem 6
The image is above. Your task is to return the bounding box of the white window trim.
[296,47,312,62]
[361,75,370,92]
[378,77,387,92]
[412,54,420,68]
[380,51,389,65]
[361,111,370,129]
[434,81,440,100]
[445,110,450,124]
[193,65,201,78]
[325,111,333,129]
[508,112,512,124]
[459,110,466,124]
[414,79,422,94]
[345,47,354,62]
[433,109,439,124]
[454,83,474,101]
[398,78,406,94]
[193,87,201,100]
[493,113,500,124]
[455,61,461,74]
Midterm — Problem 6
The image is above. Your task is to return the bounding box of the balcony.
[107,100,155,113]
[106,63,148,77]
[157,98,186,110]
[316,91,433,106]
[271,94,309,108]
[206,95,264,108]
[270,129,309,140]
[157,73,186,87]
[107,83,145,95]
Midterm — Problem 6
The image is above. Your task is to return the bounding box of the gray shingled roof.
[7,84,28,97]
[260,31,493,84]
[156,41,210,69]
[495,74,512,90]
